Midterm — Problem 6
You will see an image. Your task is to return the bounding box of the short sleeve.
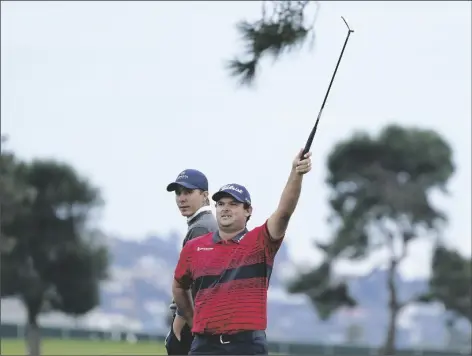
[182,226,210,248]
[174,244,193,289]
[258,219,284,263]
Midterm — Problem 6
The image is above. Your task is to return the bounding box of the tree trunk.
[25,305,41,356]
[383,258,399,356]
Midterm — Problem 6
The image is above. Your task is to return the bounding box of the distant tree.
[0,136,36,251]
[287,261,356,321]
[418,244,471,330]
[1,152,109,356]
[227,0,320,86]
[0,137,36,298]
[287,124,454,355]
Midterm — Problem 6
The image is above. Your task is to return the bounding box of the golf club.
[302,16,355,157]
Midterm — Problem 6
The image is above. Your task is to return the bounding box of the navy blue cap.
[166,169,208,192]
[212,183,251,206]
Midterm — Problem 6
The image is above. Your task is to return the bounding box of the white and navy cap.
[212,183,251,206]
[166,169,209,192]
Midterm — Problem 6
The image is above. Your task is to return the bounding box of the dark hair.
[198,189,210,206]
[244,203,251,223]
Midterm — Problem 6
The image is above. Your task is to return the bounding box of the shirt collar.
[212,228,248,244]
[187,206,212,224]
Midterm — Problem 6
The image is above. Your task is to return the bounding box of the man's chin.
[180,210,193,217]
[219,220,236,229]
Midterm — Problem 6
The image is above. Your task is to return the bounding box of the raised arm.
[267,149,312,240]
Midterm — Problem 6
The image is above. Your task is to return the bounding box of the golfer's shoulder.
[247,220,270,237]
[184,212,217,246]
[181,232,213,252]
[185,225,212,242]
[192,211,217,231]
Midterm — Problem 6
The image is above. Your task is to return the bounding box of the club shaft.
[302,29,354,156]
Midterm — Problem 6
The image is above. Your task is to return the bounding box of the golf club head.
[341,16,354,33]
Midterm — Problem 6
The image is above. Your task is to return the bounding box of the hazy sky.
[2,1,471,279]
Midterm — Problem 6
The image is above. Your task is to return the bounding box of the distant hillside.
[2,233,469,350]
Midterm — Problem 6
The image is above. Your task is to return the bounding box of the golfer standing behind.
[165,169,217,355]
[172,150,312,355]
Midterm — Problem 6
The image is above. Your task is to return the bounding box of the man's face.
[215,196,252,231]
[175,187,207,217]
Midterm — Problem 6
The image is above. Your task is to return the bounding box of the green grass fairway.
[1,338,167,355]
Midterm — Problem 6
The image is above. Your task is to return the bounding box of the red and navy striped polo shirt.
[173,220,283,334]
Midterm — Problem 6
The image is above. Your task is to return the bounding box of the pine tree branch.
[227,1,320,86]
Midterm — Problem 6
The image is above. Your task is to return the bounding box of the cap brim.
[212,191,245,203]
[166,182,199,192]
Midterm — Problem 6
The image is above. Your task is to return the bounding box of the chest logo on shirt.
[197,247,214,251]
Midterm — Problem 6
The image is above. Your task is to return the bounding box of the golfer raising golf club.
[164,169,218,355]
[172,149,312,355]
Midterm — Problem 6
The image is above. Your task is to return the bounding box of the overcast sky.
[2,1,470,279]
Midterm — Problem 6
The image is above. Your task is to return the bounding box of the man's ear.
[202,191,209,200]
